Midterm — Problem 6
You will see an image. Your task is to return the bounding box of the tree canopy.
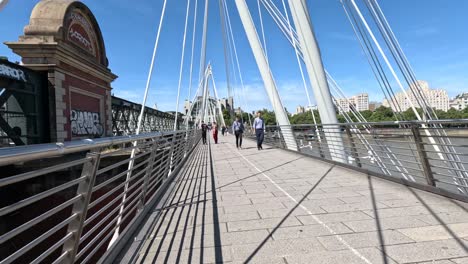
[252,106,468,125]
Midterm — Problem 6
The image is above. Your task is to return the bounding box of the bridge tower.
[6,0,117,142]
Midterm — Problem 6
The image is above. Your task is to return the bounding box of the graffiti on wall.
[71,109,104,137]
[0,63,27,82]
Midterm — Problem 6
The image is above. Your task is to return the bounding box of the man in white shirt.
[253,111,265,150]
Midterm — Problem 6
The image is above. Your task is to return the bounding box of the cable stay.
[342,0,468,193]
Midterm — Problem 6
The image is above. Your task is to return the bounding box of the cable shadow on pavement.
[406,186,468,252]
[243,165,335,263]
[160,157,305,207]
[133,144,206,263]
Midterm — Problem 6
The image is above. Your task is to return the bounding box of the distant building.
[234,107,244,115]
[305,105,318,112]
[384,80,449,112]
[295,106,305,115]
[293,105,317,116]
[369,101,381,111]
[218,96,234,112]
[449,93,468,110]
[335,93,369,113]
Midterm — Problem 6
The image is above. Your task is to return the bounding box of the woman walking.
[212,122,219,144]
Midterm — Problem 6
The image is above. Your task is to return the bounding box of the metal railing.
[0,129,200,264]
[253,120,468,201]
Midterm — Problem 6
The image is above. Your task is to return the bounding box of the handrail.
[0,130,194,167]
[253,121,468,200]
[267,119,468,127]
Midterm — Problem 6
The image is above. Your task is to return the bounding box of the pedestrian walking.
[201,121,207,144]
[253,111,265,150]
[221,125,226,136]
[232,117,244,149]
[212,122,219,144]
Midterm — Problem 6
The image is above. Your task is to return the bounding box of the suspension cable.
[187,0,199,101]
[257,0,269,63]
[222,0,253,127]
[174,0,192,130]
[109,0,168,247]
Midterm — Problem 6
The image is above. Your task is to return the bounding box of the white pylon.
[233,0,298,151]
[287,0,345,162]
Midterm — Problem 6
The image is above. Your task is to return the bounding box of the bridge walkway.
[117,134,468,264]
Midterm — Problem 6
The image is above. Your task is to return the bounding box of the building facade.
[449,93,468,110]
[369,101,382,111]
[335,93,369,113]
[383,81,449,112]
[295,106,305,115]
[218,97,234,112]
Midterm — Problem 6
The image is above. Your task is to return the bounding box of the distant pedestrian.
[201,121,207,144]
[212,122,219,144]
[253,111,265,150]
[221,125,226,136]
[232,117,244,149]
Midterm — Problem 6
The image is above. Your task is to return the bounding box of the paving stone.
[230,237,325,261]
[250,196,294,205]
[297,211,373,224]
[271,222,353,240]
[257,207,323,219]
[317,230,415,251]
[227,217,302,232]
[343,215,432,232]
[339,194,408,203]
[224,200,287,214]
[282,198,346,208]
[138,246,233,263]
[414,260,455,264]
[284,247,398,264]
[398,223,468,242]
[305,191,364,200]
[230,257,287,264]
[362,205,436,218]
[223,204,258,214]
[217,198,252,206]
[452,257,468,264]
[416,212,468,225]
[385,239,468,263]
[320,201,388,213]
[222,229,271,245]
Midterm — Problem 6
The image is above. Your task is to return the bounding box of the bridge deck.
[118,135,468,264]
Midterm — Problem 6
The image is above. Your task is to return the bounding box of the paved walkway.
[118,134,468,264]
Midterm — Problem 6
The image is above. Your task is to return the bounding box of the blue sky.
[1,0,468,113]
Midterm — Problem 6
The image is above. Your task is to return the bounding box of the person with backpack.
[232,117,244,149]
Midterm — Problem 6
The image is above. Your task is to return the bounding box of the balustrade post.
[62,151,101,263]
[167,132,178,177]
[345,126,362,168]
[138,141,159,210]
[411,124,436,186]
[316,128,326,159]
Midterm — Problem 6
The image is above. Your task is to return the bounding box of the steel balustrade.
[2,121,468,263]
[249,120,468,201]
[0,129,201,264]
